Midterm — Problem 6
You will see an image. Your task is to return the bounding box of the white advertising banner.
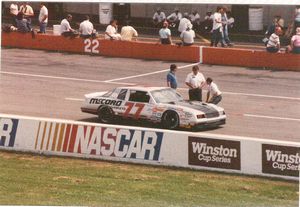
[0,115,299,180]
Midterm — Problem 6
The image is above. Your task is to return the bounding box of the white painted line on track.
[0,71,136,86]
[104,62,200,82]
[65,98,84,101]
[244,114,300,122]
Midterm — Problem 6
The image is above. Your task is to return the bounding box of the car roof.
[116,86,169,92]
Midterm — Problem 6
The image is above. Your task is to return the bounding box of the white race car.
[81,86,226,130]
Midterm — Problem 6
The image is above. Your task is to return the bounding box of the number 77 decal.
[123,102,145,119]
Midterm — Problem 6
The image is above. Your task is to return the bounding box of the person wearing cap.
[266,26,282,53]
[189,10,201,31]
[167,64,178,90]
[19,2,34,30]
[153,8,166,27]
[79,15,96,38]
[167,8,182,27]
[206,77,222,105]
[180,24,195,46]
[288,27,300,54]
[121,20,138,41]
[159,21,172,45]
[178,12,192,33]
[185,65,205,101]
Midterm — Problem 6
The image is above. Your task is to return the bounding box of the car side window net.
[129,90,150,103]
[117,89,127,100]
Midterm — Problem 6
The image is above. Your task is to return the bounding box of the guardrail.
[0,114,299,180]
[1,32,299,70]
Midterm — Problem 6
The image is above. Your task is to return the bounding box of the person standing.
[10,2,18,27]
[105,20,121,40]
[185,65,205,101]
[79,15,95,38]
[178,13,192,33]
[38,3,48,33]
[167,8,182,28]
[167,64,178,90]
[159,21,172,45]
[211,6,224,47]
[221,7,233,47]
[19,2,34,30]
[189,10,200,31]
[206,77,222,105]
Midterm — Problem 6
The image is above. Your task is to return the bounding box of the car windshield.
[151,88,183,104]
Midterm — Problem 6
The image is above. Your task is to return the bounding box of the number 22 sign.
[84,39,99,54]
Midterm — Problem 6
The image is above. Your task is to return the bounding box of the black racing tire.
[161,110,179,130]
[98,106,115,124]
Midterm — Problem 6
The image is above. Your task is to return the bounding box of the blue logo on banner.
[0,118,19,147]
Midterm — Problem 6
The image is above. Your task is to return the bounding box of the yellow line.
[196,33,210,43]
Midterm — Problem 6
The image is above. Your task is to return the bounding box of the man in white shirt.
[38,3,48,33]
[180,25,195,46]
[159,21,172,44]
[190,10,200,31]
[105,20,121,40]
[10,3,18,26]
[60,14,76,37]
[153,8,166,27]
[121,21,138,41]
[178,13,192,33]
[266,26,282,53]
[167,8,182,27]
[79,15,95,38]
[19,2,34,29]
[185,65,205,101]
[211,6,224,47]
[206,77,222,105]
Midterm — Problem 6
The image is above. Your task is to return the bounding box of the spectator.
[19,2,34,30]
[203,11,213,32]
[294,6,300,33]
[211,7,225,47]
[206,77,222,105]
[153,8,166,27]
[121,21,138,41]
[105,20,121,40]
[276,15,284,29]
[159,21,172,45]
[10,2,18,27]
[185,65,205,101]
[265,16,282,37]
[288,27,300,54]
[221,7,233,47]
[79,15,95,38]
[178,12,192,33]
[167,8,182,28]
[226,11,235,31]
[189,10,201,31]
[167,64,178,90]
[180,24,195,46]
[266,26,282,53]
[38,3,48,33]
[16,12,30,33]
[60,14,76,37]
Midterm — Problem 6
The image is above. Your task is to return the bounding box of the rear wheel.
[161,111,179,130]
[98,106,114,124]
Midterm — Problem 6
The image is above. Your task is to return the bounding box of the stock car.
[81,86,226,130]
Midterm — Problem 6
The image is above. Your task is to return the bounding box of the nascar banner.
[0,115,299,180]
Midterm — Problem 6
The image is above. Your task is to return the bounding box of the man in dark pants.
[185,65,205,101]
[167,64,178,90]
[206,77,222,105]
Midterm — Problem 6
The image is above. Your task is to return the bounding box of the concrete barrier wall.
[2,32,299,70]
[0,114,299,180]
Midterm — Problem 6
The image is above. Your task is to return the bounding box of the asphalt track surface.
[1,48,300,142]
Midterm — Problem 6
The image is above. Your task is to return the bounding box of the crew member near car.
[185,65,205,101]
[167,64,178,90]
[206,77,222,105]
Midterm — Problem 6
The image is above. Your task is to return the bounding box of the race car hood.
[84,91,108,99]
[176,101,220,113]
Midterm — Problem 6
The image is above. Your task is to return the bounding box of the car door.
[122,90,155,120]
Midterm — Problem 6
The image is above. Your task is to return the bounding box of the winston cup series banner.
[0,116,299,180]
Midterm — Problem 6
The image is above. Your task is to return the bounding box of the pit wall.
[0,114,299,181]
[2,32,300,71]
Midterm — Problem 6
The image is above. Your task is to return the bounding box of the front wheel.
[161,111,179,130]
[98,106,114,124]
